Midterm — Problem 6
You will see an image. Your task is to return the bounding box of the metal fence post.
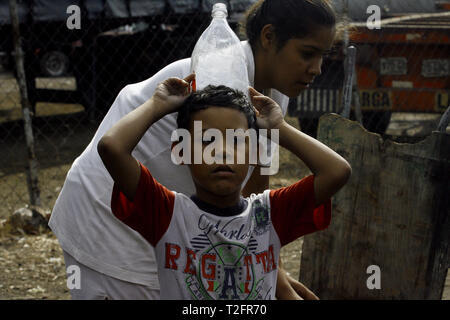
[352,63,363,124]
[9,0,41,206]
[340,46,356,119]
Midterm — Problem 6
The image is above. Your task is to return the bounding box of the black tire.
[40,51,69,77]
[362,111,392,134]
[298,117,319,138]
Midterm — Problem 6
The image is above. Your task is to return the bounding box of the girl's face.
[255,26,336,98]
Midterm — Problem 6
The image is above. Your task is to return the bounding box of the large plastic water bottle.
[190,3,249,97]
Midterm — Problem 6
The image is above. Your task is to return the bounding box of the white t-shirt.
[49,41,289,287]
[110,164,331,299]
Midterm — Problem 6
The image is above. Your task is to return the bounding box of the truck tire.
[40,51,69,77]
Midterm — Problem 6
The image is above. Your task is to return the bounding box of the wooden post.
[9,0,41,206]
[299,114,450,299]
[437,106,450,132]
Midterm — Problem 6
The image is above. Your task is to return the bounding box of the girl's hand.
[249,87,285,130]
[151,74,195,118]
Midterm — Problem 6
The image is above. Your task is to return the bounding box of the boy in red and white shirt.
[98,75,351,299]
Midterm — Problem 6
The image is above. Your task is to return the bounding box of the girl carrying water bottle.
[50,0,341,300]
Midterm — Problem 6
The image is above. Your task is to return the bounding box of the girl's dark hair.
[240,0,338,50]
[176,85,256,131]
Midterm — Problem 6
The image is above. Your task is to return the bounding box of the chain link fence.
[289,0,450,137]
[0,0,449,220]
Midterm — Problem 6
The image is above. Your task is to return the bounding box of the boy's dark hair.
[177,85,256,131]
[240,0,340,51]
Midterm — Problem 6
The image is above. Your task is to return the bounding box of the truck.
[290,0,450,135]
[0,0,257,117]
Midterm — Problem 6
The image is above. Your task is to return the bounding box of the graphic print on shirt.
[253,198,271,236]
[164,198,277,300]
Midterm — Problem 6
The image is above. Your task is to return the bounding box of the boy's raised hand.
[249,87,285,130]
[98,74,194,200]
[152,74,195,118]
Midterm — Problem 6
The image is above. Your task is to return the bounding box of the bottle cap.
[212,3,228,18]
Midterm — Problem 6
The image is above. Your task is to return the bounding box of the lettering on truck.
[359,90,392,110]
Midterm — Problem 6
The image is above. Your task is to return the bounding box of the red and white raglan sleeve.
[270,175,331,246]
[111,162,175,247]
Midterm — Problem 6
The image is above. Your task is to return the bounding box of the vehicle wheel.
[362,111,392,134]
[40,51,69,77]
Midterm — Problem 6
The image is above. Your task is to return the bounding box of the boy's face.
[187,106,251,199]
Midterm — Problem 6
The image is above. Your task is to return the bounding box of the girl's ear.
[260,24,276,50]
[171,141,185,165]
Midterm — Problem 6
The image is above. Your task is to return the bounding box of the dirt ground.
[0,75,448,300]
[0,111,309,299]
